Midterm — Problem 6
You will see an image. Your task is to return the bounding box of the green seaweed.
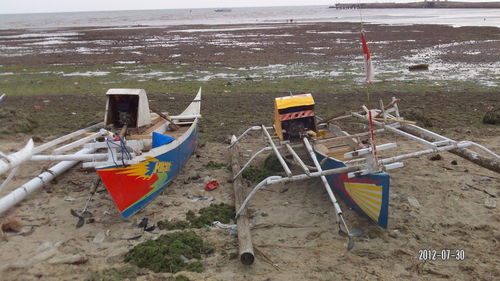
[203,161,227,169]
[483,108,500,125]
[187,203,235,228]
[263,154,284,173]
[403,108,434,128]
[175,275,190,281]
[157,220,191,230]
[124,231,206,273]
[242,154,284,183]
[157,203,235,230]
[0,108,38,134]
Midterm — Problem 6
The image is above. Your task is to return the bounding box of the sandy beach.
[0,19,499,281]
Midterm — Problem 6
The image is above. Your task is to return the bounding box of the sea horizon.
[0,6,499,30]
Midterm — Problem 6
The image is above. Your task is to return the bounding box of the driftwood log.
[400,125,499,173]
[230,137,255,265]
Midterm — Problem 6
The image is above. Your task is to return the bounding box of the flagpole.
[360,26,379,167]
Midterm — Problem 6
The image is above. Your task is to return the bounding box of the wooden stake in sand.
[230,135,255,265]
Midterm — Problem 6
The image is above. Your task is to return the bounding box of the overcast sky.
[0,0,492,14]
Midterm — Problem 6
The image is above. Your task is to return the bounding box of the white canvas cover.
[104,88,151,128]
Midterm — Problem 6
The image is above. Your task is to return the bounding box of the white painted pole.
[33,122,103,154]
[233,146,273,181]
[285,143,310,175]
[235,164,362,218]
[261,125,292,177]
[30,153,108,162]
[0,139,34,176]
[53,129,108,154]
[352,112,437,147]
[228,126,264,148]
[0,147,95,215]
[302,137,343,217]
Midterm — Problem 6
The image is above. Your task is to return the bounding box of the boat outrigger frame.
[230,96,499,250]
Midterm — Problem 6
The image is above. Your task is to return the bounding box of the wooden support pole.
[230,136,255,265]
[400,125,500,173]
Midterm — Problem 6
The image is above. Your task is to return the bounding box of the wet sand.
[0,22,499,67]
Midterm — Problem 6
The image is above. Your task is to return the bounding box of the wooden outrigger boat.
[230,93,499,251]
[0,88,201,218]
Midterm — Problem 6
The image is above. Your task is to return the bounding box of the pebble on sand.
[407,196,421,209]
[484,198,496,209]
[48,254,88,265]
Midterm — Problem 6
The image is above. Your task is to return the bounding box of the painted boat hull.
[314,151,390,228]
[97,123,198,218]
[97,87,201,219]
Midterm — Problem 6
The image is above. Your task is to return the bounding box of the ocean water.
[0,6,499,30]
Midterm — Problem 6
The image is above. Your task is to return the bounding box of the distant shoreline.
[332,1,500,9]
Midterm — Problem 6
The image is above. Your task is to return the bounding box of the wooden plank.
[165,126,189,139]
[230,136,255,265]
[144,119,167,134]
[327,147,352,158]
[126,135,152,140]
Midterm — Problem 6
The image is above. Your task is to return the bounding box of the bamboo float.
[32,122,104,154]
[373,117,416,124]
[0,139,34,176]
[261,125,292,177]
[400,124,500,173]
[230,135,255,265]
[235,165,362,218]
[0,147,96,215]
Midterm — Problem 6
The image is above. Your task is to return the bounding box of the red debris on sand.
[205,180,219,191]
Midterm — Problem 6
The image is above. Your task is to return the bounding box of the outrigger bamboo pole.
[261,125,292,177]
[230,136,255,265]
[235,164,362,218]
[285,143,310,175]
[400,124,500,173]
[33,122,104,154]
[0,139,34,176]
[0,147,95,216]
[30,153,108,162]
[302,137,352,238]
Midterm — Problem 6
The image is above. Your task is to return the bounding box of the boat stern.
[315,151,390,228]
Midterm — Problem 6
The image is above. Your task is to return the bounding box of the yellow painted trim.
[350,193,380,220]
[349,189,381,205]
[345,182,383,221]
[275,94,315,110]
[344,182,382,192]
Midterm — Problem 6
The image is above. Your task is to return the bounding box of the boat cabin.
[274,94,317,141]
[104,89,151,128]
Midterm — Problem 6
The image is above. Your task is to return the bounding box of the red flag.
[361,31,374,84]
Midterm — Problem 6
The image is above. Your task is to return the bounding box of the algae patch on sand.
[186,203,235,228]
[124,231,207,273]
[203,160,227,169]
[0,108,38,134]
[158,203,235,230]
[242,154,284,183]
